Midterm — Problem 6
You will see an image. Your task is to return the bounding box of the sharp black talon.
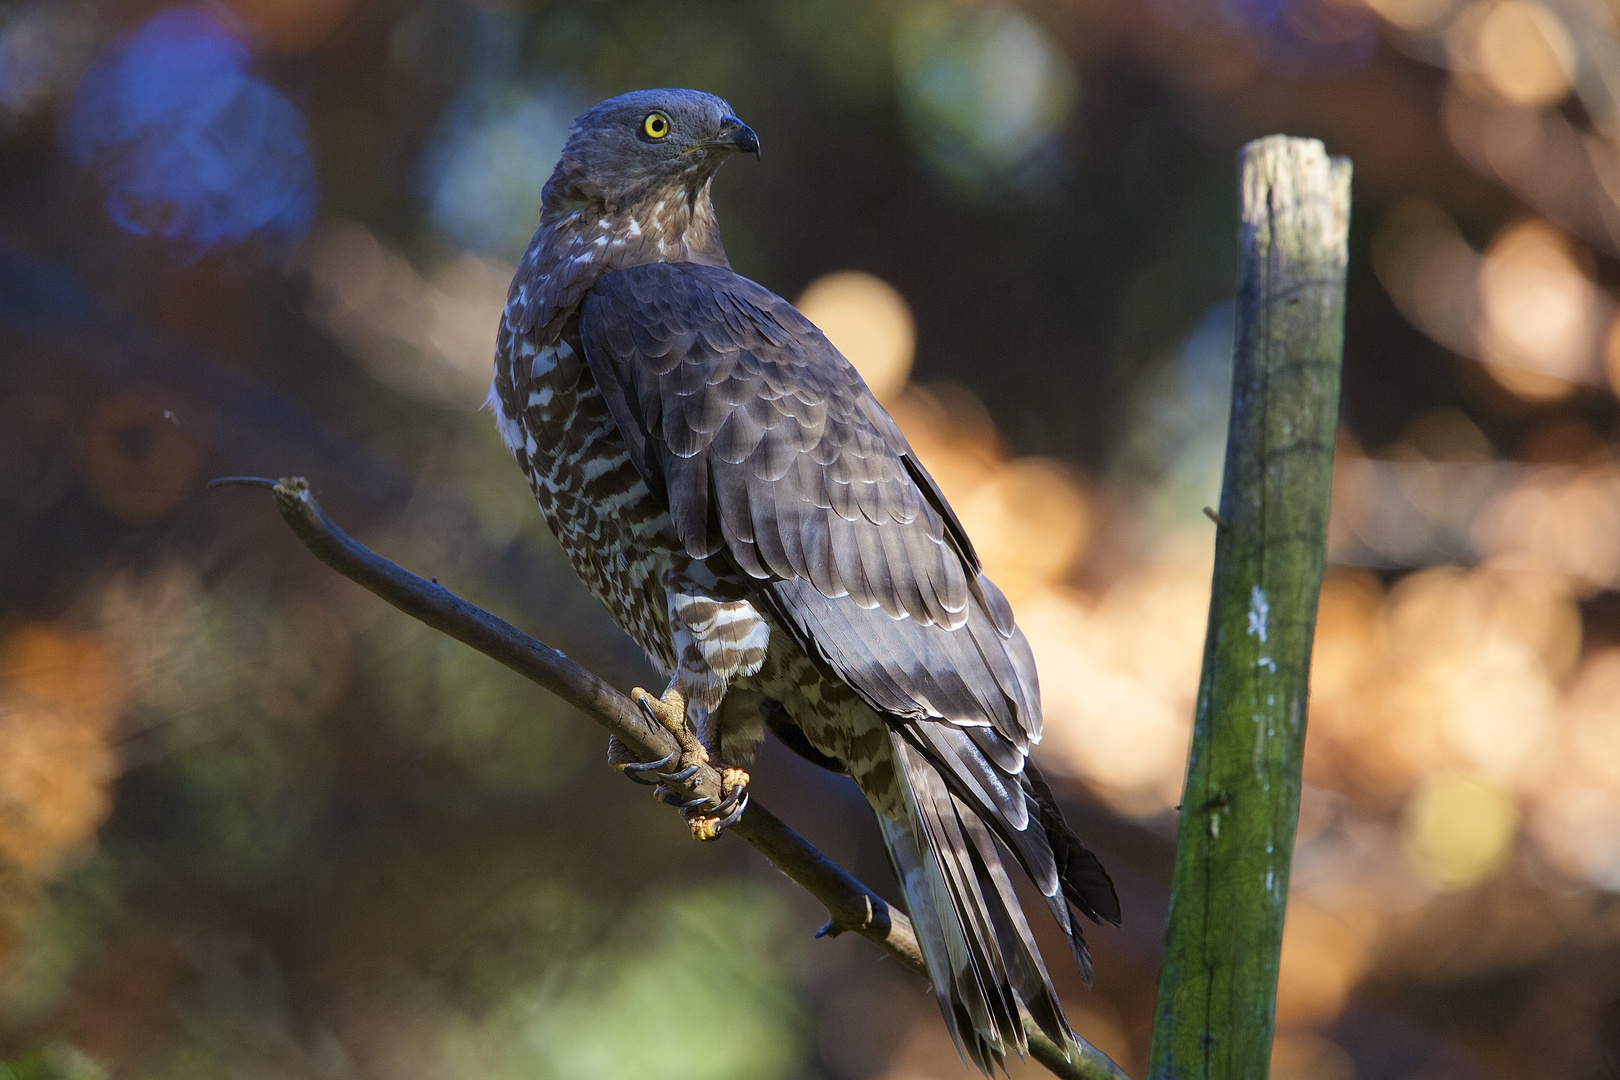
[662,791,711,810]
[660,762,701,784]
[713,790,748,831]
[711,783,746,818]
[622,751,678,773]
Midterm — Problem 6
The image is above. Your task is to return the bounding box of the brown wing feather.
[578,261,971,630]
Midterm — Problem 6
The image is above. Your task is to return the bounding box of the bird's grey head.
[541,89,759,218]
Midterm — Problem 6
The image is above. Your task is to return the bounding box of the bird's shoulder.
[576,259,979,629]
[588,262,839,361]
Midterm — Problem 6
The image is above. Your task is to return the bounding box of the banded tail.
[878,733,1119,1073]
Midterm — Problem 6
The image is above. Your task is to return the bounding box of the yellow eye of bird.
[643,112,670,139]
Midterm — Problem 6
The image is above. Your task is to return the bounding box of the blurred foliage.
[0,1048,105,1080]
[438,884,803,1080]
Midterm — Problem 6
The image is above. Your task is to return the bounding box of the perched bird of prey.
[488,88,1119,1072]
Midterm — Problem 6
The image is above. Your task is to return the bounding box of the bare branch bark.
[210,475,1131,1080]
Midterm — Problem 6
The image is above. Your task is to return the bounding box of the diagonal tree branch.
[209,475,1131,1080]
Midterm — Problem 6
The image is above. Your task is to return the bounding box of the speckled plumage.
[489,89,1118,1073]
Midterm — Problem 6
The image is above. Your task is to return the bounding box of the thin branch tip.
[207,475,278,490]
[272,476,313,500]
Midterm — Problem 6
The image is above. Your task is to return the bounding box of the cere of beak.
[717,116,761,159]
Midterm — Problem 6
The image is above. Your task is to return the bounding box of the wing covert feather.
[579,261,970,629]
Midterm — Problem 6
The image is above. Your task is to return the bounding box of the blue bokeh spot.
[417,83,580,259]
[1220,0,1377,79]
[64,7,317,249]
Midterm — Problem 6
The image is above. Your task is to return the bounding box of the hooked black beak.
[715,116,760,159]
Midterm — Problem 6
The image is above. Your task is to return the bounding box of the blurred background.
[0,0,1617,1077]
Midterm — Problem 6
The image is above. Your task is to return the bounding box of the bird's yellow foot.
[685,767,750,842]
[631,686,708,771]
[630,685,711,802]
[623,689,748,840]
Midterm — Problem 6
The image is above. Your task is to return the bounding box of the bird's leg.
[630,685,707,773]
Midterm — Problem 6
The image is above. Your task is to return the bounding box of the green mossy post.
[1147,137,1351,1080]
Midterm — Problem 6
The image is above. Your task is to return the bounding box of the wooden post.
[1146,137,1351,1079]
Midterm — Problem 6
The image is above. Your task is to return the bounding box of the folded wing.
[578,261,1119,1068]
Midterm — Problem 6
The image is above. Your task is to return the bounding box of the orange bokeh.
[0,625,123,877]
